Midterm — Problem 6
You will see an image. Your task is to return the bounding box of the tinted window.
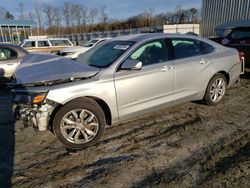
[0,48,17,61]
[230,28,250,39]
[77,41,134,68]
[172,39,201,59]
[38,40,50,47]
[200,41,214,54]
[50,39,72,46]
[23,41,35,48]
[129,40,167,66]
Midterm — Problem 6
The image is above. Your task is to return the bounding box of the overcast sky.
[3,0,202,20]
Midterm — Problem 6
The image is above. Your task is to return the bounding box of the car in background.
[58,38,110,59]
[0,43,28,85]
[12,33,242,149]
[209,20,250,69]
[21,38,74,54]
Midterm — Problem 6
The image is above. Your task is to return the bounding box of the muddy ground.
[0,70,250,188]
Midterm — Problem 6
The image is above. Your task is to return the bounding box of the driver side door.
[114,39,174,118]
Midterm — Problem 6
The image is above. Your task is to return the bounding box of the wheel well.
[218,71,230,85]
[87,96,112,126]
[48,97,112,132]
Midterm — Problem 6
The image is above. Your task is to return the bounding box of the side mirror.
[121,59,142,70]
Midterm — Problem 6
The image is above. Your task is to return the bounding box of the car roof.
[216,19,250,30]
[24,38,70,41]
[111,33,203,42]
[0,43,28,56]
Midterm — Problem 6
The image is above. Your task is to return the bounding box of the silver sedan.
[0,43,28,84]
[12,33,242,149]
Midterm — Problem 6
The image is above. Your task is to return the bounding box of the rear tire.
[53,98,106,149]
[204,73,227,106]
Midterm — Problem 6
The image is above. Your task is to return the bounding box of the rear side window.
[23,41,35,48]
[171,39,201,59]
[200,41,214,54]
[50,39,72,46]
[0,48,17,61]
[38,40,50,47]
[129,40,168,66]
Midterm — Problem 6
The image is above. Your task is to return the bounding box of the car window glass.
[50,39,72,46]
[77,40,135,68]
[0,48,17,61]
[230,28,250,39]
[38,40,50,47]
[171,39,201,59]
[129,40,167,66]
[23,41,35,48]
[200,41,214,54]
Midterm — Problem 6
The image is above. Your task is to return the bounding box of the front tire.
[204,73,227,105]
[53,98,106,149]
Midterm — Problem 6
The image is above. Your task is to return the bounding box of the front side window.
[171,39,201,59]
[50,39,72,46]
[0,48,17,61]
[129,40,167,66]
[77,40,135,68]
[38,40,50,47]
[23,41,35,48]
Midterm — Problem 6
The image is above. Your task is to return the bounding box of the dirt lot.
[0,70,250,188]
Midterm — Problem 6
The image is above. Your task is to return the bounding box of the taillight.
[239,52,245,74]
[239,52,244,62]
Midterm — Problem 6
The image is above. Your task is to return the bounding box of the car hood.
[60,46,90,53]
[14,53,100,85]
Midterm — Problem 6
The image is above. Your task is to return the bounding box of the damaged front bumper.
[12,86,57,131]
[14,103,55,131]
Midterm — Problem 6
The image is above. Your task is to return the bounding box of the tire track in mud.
[13,154,138,187]
[132,126,250,188]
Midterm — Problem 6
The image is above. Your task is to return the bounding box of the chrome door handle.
[161,65,173,72]
[200,59,209,64]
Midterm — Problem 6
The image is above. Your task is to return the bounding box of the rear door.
[169,38,215,102]
[114,39,174,117]
[0,47,19,79]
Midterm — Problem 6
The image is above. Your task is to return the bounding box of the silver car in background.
[0,44,28,84]
[58,38,110,59]
[12,33,242,149]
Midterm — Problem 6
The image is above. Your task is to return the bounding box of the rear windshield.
[230,28,250,39]
[50,39,72,46]
[77,40,135,68]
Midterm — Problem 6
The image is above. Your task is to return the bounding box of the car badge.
[240,40,246,44]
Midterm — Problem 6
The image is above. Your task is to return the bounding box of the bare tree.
[35,2,43,29]
[17,2,26,20]
[28,12,34,20]
[143,8,155,26]
[0,6,7,19]
[54,8,62,34]
[71,4,83,26]
[81,6,88,26]
[43,4,56,29]
[63,2,72,28]
[189,8,198,23]
[99,4,108,24]
[87,8,98,26]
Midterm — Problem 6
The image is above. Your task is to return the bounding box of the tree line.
[0,2,200,35]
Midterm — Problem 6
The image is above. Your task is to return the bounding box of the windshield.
[77,40,135,68]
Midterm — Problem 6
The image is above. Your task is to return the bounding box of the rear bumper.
[228,63,241,88]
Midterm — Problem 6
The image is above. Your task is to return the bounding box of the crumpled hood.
[14,53,100,85]
[60,46,90,53]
